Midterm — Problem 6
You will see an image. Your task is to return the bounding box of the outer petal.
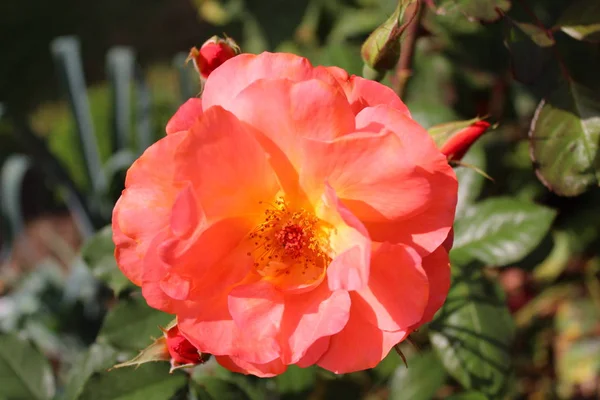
[295,337,330,368]
[202,52,339,110]
[177,247,281,365]
[352,105,458,254]
[317,184,371,291]
[216,356,287,377]
[165,98,203,134]
[324,67,411,116]
[174,105,278,219]
[280,283,350,364]
[353,243,429,332]
[316,303,408,374]
[413,246,451,326]
[228,281,285,351]
[112,131,188,285]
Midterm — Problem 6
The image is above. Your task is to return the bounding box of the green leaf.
[328,8,384,44]
[275,365,317,394]
[452,197,556,266]
[455,143,486,218]
[445,391,489,400]
[556,0,600,42]
[97,295,173,351]
[389,350,447,400]
[64,343,118,400]
[430,268,515,397]
[529,80,600,196]
[437,0,511,23]
[81,224,135,295]
[192,377,253,400]
[504,17,555,85]
[78,362,188,400]
[0,334,55,400]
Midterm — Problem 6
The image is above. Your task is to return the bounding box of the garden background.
[0,0,599,399]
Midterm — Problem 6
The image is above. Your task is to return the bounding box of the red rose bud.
[428,118,491,161]
[361,0,420,72]
[187,36,240,79]
[165,325,204,366]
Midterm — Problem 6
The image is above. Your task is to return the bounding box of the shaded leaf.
[437,0,511,23]
[452,197,556,266]
[389,350,447,400]
[556,0,600,42]
[78,362,187,400]
[0,334,55,400]
[504,17,555,85]
[430,268,515,397]
[64,343,118,400]
[97,295,173,351]
[192,377,253,400]
[554,298,600,398]
[445,392,489,400]
[529,80,600,196]
[81,224,135,295]
[275,365,317,394]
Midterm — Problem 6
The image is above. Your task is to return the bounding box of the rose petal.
[351,105,457,254]
[215,355,287,377]
[353,243,428,332]
[280,283,350,364]
[113,131,188,285]
[317,184,371,291]
[174,105,278,219]
[324,68,411,116]
[202,52,338,111]
[165,98,203,134]
[316,303,408,374]
[413,246,450,326]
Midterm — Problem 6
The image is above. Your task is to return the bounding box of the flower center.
[248,197,331,282]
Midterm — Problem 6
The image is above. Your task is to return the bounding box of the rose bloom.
[113,52,457,377]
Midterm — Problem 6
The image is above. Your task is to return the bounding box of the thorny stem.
[393,0,423,98]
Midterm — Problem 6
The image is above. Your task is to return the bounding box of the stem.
[393,1,423,98]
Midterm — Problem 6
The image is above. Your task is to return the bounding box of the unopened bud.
[361,0,420,72]
[428,118,491,161]
[164,325,209,367]
[187,35,240,79]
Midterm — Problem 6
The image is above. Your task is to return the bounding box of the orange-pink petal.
[352,105,457,254]
[165,98,203,134]
[201,52,339,111]
[413,246,451,326]
[353,243,428,332]
[112,131,188,285]
[316,303,408,374]
[318,184,371,291]
[173,105,278,220]
[215,355,287,377]
[323,67,411,116]
[280,283,350,364]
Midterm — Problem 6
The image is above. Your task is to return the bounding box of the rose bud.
[164,325,208,367]
[187,35,240,79]
[361,0,420,73]
[428,118,491,161]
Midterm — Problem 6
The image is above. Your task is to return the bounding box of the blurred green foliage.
[1,0,600,399]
